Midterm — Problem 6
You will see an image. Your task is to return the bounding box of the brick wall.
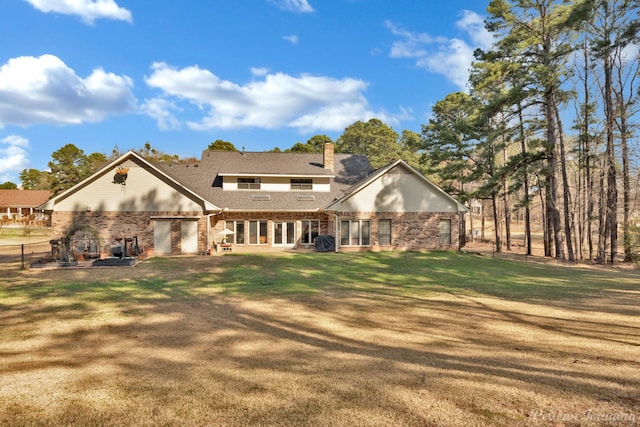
[51,210,461,257]
[211,211,460,253]
[212,212,330,254]
[335,212,461,252]
[51,211,206,256]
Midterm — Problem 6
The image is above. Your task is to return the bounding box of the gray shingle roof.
[210,151,335,176]
[157,150,373,211]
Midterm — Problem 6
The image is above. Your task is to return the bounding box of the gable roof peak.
[326,158,468,213]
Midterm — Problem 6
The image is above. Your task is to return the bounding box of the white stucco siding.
[223,176,331,192]
[337,169,460,213]
[54,161,204,212]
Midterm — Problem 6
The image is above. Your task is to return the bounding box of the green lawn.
[1,252,639,426]
[8,251,629,301]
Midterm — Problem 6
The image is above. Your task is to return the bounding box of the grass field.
[1,252,639,426]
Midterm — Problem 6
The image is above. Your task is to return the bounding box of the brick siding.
[52,211,460,257]
[333,212,460,252]
[51,211,206,256]
[211,211,461,254]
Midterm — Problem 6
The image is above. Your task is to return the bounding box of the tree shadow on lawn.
[1,268,639,425]
[318,252,640,316]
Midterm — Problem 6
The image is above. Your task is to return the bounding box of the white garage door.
[181,220,198,254]
[154,220,172,254]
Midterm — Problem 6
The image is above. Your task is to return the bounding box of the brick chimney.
[323,142,334,172]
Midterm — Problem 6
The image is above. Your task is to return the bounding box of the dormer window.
[238,177,261,190]
[290,178,312,190]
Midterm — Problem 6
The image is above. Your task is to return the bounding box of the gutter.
[330,213,340,253]
[324,209,340,253]
[221,208,321,213]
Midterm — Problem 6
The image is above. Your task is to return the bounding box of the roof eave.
[219,172,335,178]
[325,159,469,213]
[42,151,222,213]
[221,208,321,213]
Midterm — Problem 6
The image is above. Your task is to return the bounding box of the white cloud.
[144,62,398,133]
[386,10,492,90]
[385,20,446,58]
[268,0,314,13]
[251,67,270,77]
[0,54,135,126]
[620,43,640,65]
[23,0,132,24]
[418,38,476,90]
[283,34,299,44]
[456,10,493,50]
[140,98,181,131]
[0,135,30,184]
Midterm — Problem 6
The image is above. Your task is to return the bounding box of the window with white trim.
[249,220,268,244]
[290,178,313,190]
[301,220,319,245]
[226,221,245,244]
[238,177,261,190]
[439,219,452,245]
[274,222,295,245]
[340,220,371,246]
[378,219,391,246]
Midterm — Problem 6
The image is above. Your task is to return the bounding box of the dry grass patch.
[0,253,639,426]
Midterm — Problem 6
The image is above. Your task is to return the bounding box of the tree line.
[423,0,640,264]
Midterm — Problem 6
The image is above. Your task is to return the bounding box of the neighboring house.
[0,189,52,222]
[39,144,467,257]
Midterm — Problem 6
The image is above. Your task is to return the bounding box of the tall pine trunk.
[620,122,630,261]
[586,146,595,260]
[613,46,637,262]
[555,104,575,262]
[597,157,607,263]
[518,105,532,256]
[503,141,511,251]
[603,54,618,264]
[545,90,565,260]
[540,180,549,257]
[492,193,502,252]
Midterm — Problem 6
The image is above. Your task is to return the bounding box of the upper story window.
[290,178,313,190]
[238,177,261,190]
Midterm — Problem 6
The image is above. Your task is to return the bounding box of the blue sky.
[0,0,493,185]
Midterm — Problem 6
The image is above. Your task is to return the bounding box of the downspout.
[328,212,339,253]
[206,208,223,254]
[458,211,464,252]
[458,203,467,252]
[206,213,212,254]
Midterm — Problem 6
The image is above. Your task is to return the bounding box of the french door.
[274,222,295,246]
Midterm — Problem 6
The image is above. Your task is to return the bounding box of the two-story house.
[39,144,467,257]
